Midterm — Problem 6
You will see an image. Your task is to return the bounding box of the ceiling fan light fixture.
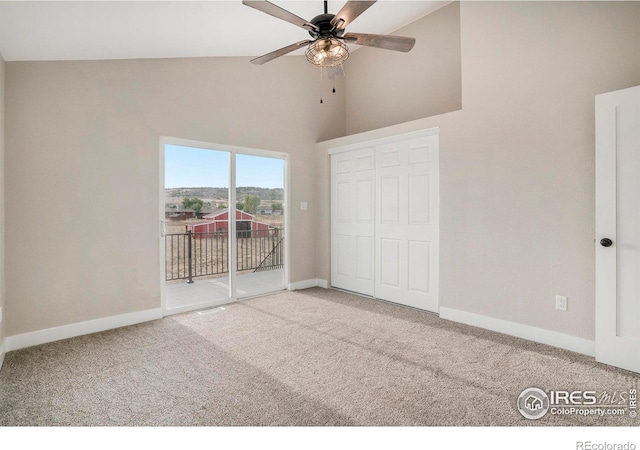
[305,37,349,67]
[244,1,416,67]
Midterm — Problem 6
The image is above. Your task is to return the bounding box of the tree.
[182,197,204,213]
[272,202,283,211]
[243,195,260,214]
[236,201,244,211]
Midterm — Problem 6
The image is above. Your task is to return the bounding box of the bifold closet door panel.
[375,135,439,313]
[330,147,376,296]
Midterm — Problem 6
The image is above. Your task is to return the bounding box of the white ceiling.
[0,0,449,62]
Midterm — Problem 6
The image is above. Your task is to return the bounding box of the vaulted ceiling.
[0,1,450,61]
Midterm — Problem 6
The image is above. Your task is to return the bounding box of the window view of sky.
[164,144,284,189]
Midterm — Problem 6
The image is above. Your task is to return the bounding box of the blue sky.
[165,144,284,189]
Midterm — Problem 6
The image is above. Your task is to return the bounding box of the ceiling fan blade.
[243,1,318,33]
[343,33,416,52]
[331,1,377,31]
[250,40,314,65]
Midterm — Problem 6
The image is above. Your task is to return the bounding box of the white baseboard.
[5,307,163,353]
[439,307,595,357]
[0,337,6,372]
[288,279,328,291]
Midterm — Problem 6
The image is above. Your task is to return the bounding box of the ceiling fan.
[242,0,417,67]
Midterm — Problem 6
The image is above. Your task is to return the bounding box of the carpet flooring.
[0,288,638,426]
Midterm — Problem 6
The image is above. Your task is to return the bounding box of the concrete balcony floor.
[164,269,285,315]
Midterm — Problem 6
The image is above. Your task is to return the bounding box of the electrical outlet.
[556,295,568,311]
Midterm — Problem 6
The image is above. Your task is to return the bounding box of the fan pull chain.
[332,65,345,94]
[320,65,345,103]
[320,66,324,104]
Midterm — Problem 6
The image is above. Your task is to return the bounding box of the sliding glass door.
[235,154,285,298]
[162,140,286,314]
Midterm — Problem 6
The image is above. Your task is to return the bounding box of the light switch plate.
[300,202,308,211]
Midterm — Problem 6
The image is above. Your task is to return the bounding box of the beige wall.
[345,1,462,135]
[5,56,345,336]
[318,1,640,341]
[5,1,640,344]
[0,51,5,344]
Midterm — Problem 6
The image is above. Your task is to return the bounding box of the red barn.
[185,209,271,237]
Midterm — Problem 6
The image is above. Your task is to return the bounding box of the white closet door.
[375,135,439,312]
[595,85,640,373]
[331,147,376,296]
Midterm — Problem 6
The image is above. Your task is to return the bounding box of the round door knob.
[600,238,613,247]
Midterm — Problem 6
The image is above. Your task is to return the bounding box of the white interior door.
[595,84,640,373]
[375,134,439,313]
[331,147,375,296]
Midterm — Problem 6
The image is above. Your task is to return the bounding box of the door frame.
[159,136,290,316]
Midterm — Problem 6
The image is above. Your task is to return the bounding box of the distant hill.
[165,187,284,202]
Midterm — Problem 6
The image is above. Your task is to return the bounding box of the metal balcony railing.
[165,228,284,282]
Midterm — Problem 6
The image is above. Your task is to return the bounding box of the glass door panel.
[235,154,286,298]
[164,144,231,312]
